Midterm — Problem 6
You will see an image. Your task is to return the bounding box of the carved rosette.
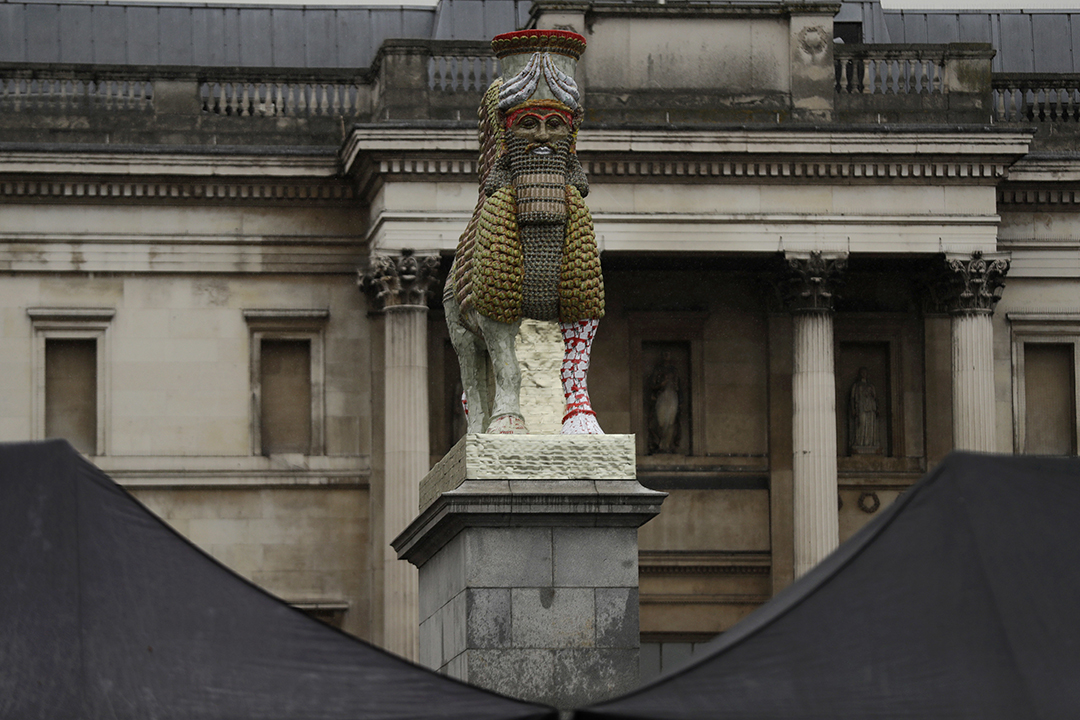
[934,251,1011,315]
[360,250,441,309]
[782,252,848,313]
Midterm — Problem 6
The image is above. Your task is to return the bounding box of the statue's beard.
[507,134,570,225]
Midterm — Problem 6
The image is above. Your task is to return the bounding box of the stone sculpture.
[444,30,604,435]
[647,351,681,454]
[849,367,880,454]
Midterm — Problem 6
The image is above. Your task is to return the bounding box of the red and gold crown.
[491,29,586,60]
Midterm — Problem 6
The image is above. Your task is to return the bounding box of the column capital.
[781,251,848,313]
[932,251,1011,316]
[360,249,441,310]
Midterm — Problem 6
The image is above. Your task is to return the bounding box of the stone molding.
[0,178,354,204]
[638,551,771,576]
[395,480,666,567]
[998,187,1080,207]
[781,251,848,313]
[0,151,353,205]
[360,249,441,310]
[936,251,1011,315]
[351,155,1011,186]
[17,453,369,492]
[341,127,1031,197]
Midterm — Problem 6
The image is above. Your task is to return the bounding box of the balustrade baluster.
[284,83,295,115]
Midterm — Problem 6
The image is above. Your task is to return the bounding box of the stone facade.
[3,0,1080,680]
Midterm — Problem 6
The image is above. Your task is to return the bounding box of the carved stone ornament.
[934,251,1011,315]
[782,251,848,312]
[360,250,441,309]
[798,26,828,57]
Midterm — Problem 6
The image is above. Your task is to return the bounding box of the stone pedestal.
[393,434,664,709]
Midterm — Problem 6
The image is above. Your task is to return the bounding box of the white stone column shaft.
[792,310,839,578]
[383,304,428,660]
[951,310,995,452]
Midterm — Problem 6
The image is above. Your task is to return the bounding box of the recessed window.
[28,308,114,456]
[1008,313,1080,455]
[44,339,98,455]
[244,309,328,457]
[260,339,313,455]
[1023,343,1076,455]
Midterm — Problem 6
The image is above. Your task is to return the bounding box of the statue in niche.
[647,351,682,454]
[443,30,605,435]
[849,367,881,454]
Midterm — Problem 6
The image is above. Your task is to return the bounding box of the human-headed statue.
[444,29,604,435]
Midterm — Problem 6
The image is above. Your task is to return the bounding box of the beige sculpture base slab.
[419,434,637,513]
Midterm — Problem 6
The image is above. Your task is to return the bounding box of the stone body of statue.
[444,30,604,435]
[648,351,681,454]
[849,367,880,453]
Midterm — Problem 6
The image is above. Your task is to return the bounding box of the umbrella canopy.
[0,439,555,720]
[579,452,1080,720]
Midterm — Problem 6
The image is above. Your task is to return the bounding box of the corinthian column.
[361,249,440,660]
[940,252,1010,452]
[783,252,847,578]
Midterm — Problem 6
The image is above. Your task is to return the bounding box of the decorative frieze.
[351,156,1011,185]
[0,179,355,203]
[360,250,442,310]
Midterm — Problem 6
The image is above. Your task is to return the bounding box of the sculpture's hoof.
[561,410,604,435]
[487,414,528,434]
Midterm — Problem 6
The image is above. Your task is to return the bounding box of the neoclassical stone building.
[3,0,1079,677]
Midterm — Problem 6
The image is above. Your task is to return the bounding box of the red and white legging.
[560,318,604,434]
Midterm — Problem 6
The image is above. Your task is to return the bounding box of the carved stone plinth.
[394,434,664,710]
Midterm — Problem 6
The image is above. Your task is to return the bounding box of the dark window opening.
[45,338,97,455]
[260,339,312,455]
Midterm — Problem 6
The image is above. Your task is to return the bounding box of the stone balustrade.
[833,43,995,124]
[993,74,1080,123]
[0,64,157,112]
[426,42,498,93]
[835,44,949,96]
[199,70,368,118]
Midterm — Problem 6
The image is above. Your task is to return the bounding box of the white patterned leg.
[560,318,604,435]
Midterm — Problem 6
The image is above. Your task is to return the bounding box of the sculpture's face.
[507,107,572,156]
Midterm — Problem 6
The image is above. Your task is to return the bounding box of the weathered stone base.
[395,434,663,709]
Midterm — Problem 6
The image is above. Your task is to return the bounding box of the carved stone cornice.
[932,251,1011,315]
[359,249,441,310]
[781,251,848,313]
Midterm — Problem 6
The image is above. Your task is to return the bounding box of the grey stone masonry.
[394,434,664,709]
